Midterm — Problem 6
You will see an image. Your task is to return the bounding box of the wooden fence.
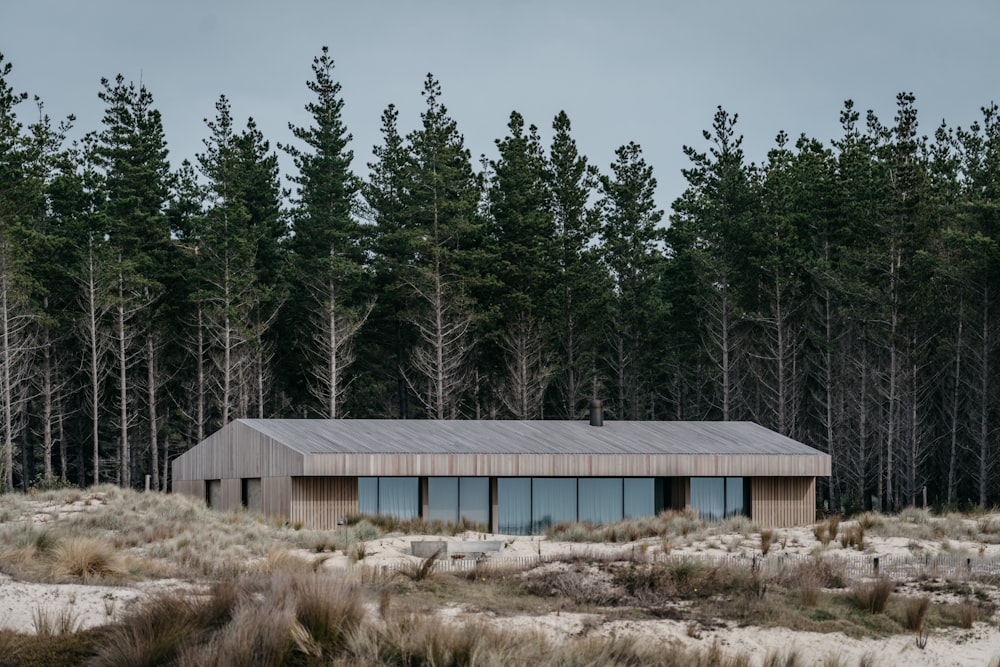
[346,550,1000,582]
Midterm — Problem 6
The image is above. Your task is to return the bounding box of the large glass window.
[624,478,656,518]
[532,478,577,532]
[498,478,531,535]
[458,477,490,527]
[725,477,745,518]
[427,477,459,522]
[691,477,725,521]
[691,477,748,521]
[579,478,623,525]
[358,477,379,515]
[378,477,419,519]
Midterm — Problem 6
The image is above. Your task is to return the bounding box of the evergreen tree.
[486,111,556,419]
[92,74,171,488]
[546,111,605,418]
[598,142,664,420]
[283,47,369,418]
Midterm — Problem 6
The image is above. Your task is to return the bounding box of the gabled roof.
[172,418,831,480]
[237,418,821,457]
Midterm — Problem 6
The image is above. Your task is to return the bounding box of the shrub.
[839,525,865,551]
[760,529,774,555]
[52,537,124,582]
[399,546,443,582]
[827,515,841,540]
[904,596,931,631]
[958,598,978,629]
[290,574,363,652]
[853,576,893,614]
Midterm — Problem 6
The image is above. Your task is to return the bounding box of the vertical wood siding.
[262,477,292,520]
[290,477,358,529]
[172,421,304,482]
[751,476,815,528]
[220,478,242,511]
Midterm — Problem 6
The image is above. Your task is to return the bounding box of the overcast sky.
[2,1,998,212]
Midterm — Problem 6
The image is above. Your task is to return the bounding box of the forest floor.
[1,487,1000,665]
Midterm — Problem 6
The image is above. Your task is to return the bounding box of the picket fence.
[348,549,1000,582]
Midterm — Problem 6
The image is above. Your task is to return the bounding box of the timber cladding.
[290,477,358,530]
[301,452,828,478]
[750,476,816,528]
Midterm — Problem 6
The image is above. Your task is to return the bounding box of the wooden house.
[172,408,830,531]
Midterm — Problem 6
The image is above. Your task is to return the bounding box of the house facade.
[172,411,830,531]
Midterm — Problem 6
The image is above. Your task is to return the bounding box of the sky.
[2,1,999,213]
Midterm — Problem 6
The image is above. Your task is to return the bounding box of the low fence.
[350,549,1000,582]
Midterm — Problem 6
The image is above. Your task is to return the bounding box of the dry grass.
[31,604,82,636]
[903,596,931,631]
[52,537,125,582]
[853,577,893,614]
[760,528,774,555]
[958,598,978,628]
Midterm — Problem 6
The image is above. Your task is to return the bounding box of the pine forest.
[0,49,998,513]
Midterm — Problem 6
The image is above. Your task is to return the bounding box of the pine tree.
[283,47,369,418]
[546,111,604,418]
[598,142,664,420]
[486,111,556,419]
[401,75,481,419]
[0,54,37,490]
[92,74,171,488]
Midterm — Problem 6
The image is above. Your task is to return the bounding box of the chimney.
[589,399,603,427]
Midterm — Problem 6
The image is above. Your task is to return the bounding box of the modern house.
[171,406,830,531]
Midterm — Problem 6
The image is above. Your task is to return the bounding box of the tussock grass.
[52,537,124,582]
[346,512,482,536]
[761,528,774,555]
[853,577,893,614]
[957,598,978,628]
[31,604,82,636]
[903,596,931,631]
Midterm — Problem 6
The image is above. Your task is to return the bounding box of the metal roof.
[235,418,823,457]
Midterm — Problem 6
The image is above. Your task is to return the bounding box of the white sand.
[2,502,999,665]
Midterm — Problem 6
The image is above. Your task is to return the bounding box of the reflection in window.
[624,478,655,518]
[498,478,531,535]
[459,477,490,526]
[427,477,459,522]
[532,478,577,532]
[579,478,623,524]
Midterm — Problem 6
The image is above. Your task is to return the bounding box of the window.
[206,480,221,508]
[378,477,419,519]
[241,478,261,513]
[357,477,419,519]
[458,477,490,526]
[358,477,378,515]
[531,478,577,532]
[578,478,623,525]
[427,477,459,522]
[498,478,531,535]
[691,477,748,521]
[624,478,656,518]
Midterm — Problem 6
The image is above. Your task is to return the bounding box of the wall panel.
[262,476,292,520]
[751,477,815,528]
[290,477,358,530]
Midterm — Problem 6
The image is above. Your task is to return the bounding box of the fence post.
[967,558,972,573]
[873,556,879,575]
